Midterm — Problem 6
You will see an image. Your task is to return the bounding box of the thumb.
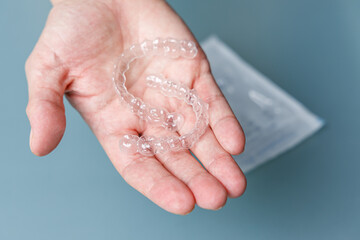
[25,51,67,156]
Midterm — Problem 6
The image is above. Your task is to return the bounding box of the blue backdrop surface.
[1,0,359,239]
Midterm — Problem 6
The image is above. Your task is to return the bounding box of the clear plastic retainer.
[113,38,209,156]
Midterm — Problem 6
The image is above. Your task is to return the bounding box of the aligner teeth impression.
[113,38,208,156]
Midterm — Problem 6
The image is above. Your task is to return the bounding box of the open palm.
[26,0,246,214]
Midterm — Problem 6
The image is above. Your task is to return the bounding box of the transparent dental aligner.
[113,38,209,156]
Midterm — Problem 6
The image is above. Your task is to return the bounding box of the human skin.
[25,0,247,214]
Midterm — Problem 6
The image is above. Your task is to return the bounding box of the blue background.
[1,0,359,239]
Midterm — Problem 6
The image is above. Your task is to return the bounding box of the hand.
[26,0,246,214]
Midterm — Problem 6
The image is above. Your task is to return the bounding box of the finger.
[190,128,247,198]
[85,99,195,215]
[65,64,195,214]
[177,101,246,198]
[25,51,68,156]
[100,132,195,215]
[194,73,245,155]
[143,126,227,210]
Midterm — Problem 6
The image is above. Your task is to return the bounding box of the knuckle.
[120,156,154,182]
[25,56,33,74]
[25,103,32,118]
[212,115,236,131]
[204,93,224,107]
[161,152,184,165]
[208,153,231,170]
[187,171,208,186]
[120,157,145,179]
